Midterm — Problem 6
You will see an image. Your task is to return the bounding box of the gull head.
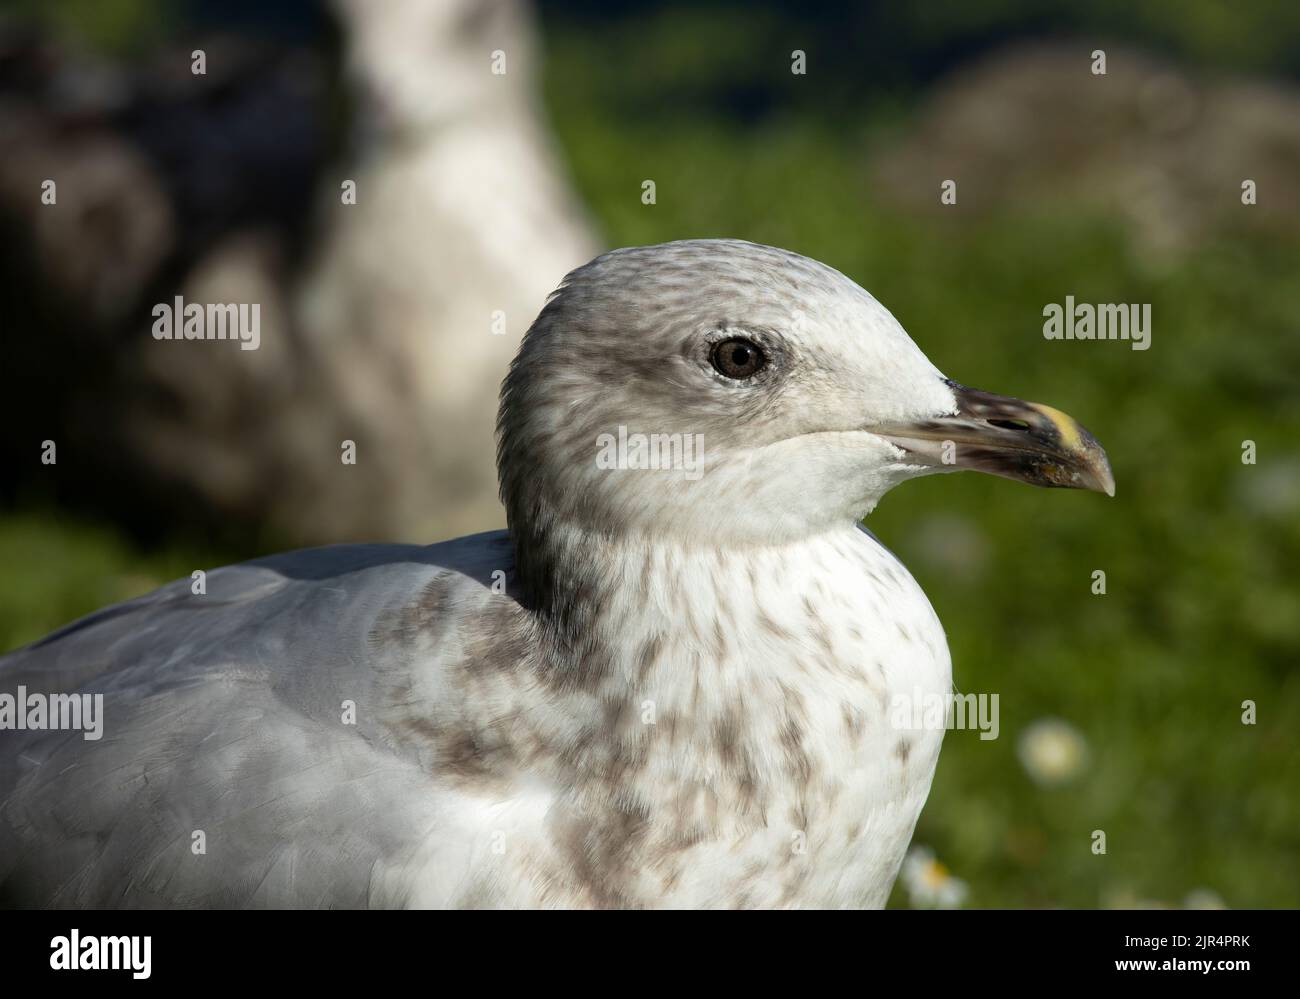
[497,239,1113,553]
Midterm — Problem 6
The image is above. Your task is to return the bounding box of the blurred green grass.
[0,513,225,653]
[2,1,1298,909]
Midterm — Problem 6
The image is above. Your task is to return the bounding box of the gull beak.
[871,380,1115,496]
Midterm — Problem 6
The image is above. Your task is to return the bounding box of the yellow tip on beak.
[871,381,1115,497]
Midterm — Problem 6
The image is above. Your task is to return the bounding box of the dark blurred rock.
[873,42,1300,262]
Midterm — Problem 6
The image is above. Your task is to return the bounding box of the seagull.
[0,239,1113,908]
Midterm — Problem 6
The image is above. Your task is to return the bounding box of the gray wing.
[0,531,514,908]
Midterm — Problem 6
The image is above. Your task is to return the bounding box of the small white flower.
[901,845,969,909]
[1236,457,1300,517]
[1017,717,1088,785]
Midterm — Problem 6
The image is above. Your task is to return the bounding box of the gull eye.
[710,337,767,380]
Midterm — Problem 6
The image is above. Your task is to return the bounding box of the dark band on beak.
[872,380,1115,496]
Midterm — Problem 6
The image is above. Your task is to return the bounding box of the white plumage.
[0,239,1111,907]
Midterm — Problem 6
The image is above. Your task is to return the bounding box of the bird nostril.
[988,418,1032,432]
